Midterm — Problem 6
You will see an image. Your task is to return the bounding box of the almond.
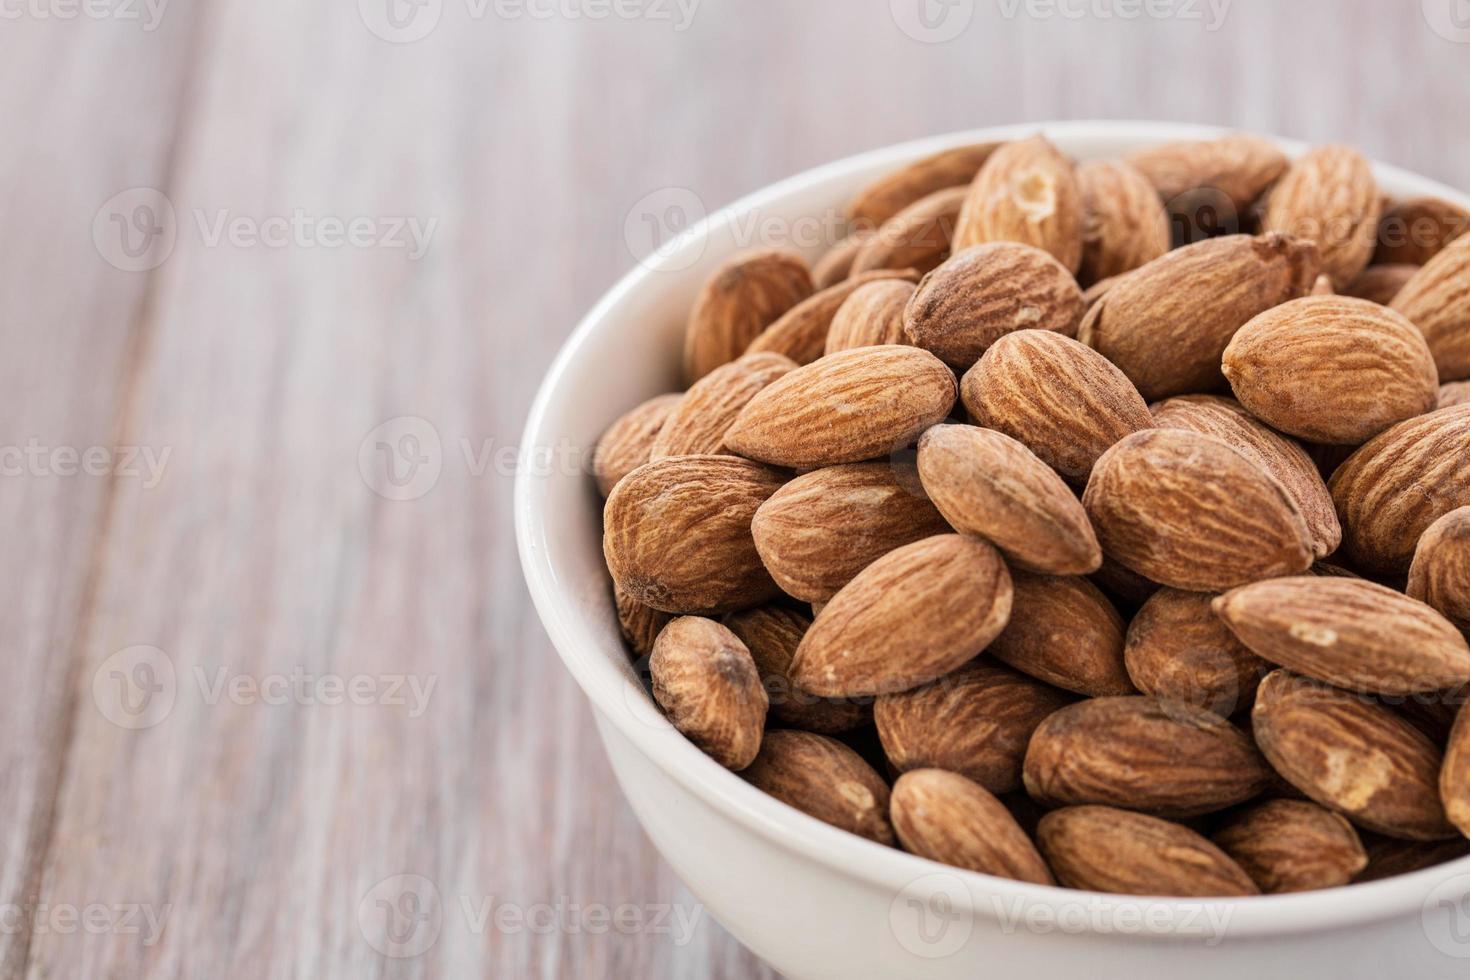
[1077,233,1320,400]
[1373,196,1470,266]
[603,455,785,613]
[1083,429,1314,591]
[1077,159,1171,285]
[954,135,1083,273]
[1390,234,1470,381]
[891,769,1055,884]
[1211,799,1367,893]
[650,617,767,769]
[725,345,956,468]
[592,392,681,496]
[683,248,813,383]
[1222,296,1439,444]
[1263,145,1382,288]
[1125,588,1268,717]
[851,187,966,276]
[916,424,1101,575]
[1251,670,1455,840]
[790,534,1012,697]
[741,730,895,845]
[615,584,672,658]
[1082,272,1124,309]
[1311,274,1335,295]
[1023,696,1270,817]
[1037,806,1260,897]
[1444,704,1470,836]
[1407,506,1470,634]
[1345,263,1419,306]
[846,142,1000,229]
[824,279,915,354]
[1091,555,1161,609]
[1328,404,1470,573]
[874,661,1072,793]
[903,243,1085,370]
[651,352,796,460]
[723,606,869,734]
[1356,836,1470,882]
[1126,133,1288,212]
[747,269,919,365]
[987,573,1133,697]
[961,330,1151,483]
[812,229,875,289]
[1441,381,1470,409]
[750,461,950,603]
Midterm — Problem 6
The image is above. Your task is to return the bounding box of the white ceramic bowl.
[516,121,1470,979]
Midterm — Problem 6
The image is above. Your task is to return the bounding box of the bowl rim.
[516,119,1470,939]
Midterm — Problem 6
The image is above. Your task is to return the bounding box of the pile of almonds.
[594,132,1470,898]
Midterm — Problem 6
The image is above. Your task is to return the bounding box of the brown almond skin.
[1442,381,1470,409]
[846,142,1000,229]
[1444,704,1470,837]
[1151,394,1341,559]
[1374,196,1470,266]
[987,573,1133,697]
[725,346,957,469]
[874,661,1073,793]
[1345,263,1419,306]
[916,424,1101,575]
[1078,233,1320,401]
[1355,835,1470,882]
[1222,296,1439,445]
[1263,145,1381,289]
[812,230,875,289]
[1127,133,1288,212]
[954,135,1083,273]
[1329,404,1470,574]
[1251,671,1456,840]
[747,269,920,365]
[750,461,950,603]
[851,187,966,276]
[615,585,672,659]
[650,617,768,770]
[1083,429,1314,591]
[1023,696,1271,818]
[1125,588,1268,718]
[962,330,1151,483]
[1215,576,1470,696]
[1390,234,1470,381]
[904,243,1085,371]
[825,279,915,354]
[592,393,681,496]
[742,730,895,845]
[891,770,1055,884]
[723,606,869,734]
[651,353,796,461]
[1409,507,1470,635]
[1211,799,1367,893]
[603,455,785,614]
[790,534,1012,698]
[683,248,814,383]
[1038,806,1260,897]
[1077,159,1171,285]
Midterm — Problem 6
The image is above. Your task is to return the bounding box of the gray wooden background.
[1,0,1467,977]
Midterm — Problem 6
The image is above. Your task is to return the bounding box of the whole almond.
[651,353,796,460]
[846,142,1000,229]
[851,187,966,276]
[1345,263,1419,306]
[1023,696,1270,817]
[891,769,1055,884]
[1263,145,1382,288]
[954,135,1083,273]
[723,606,869,734]
[1251,670,1455,840]
[1083,429,1314,591]
[603,455,784,613]
[790,534,1012,697]
[1151,394,1340,558]
[1078,233,1320,400]
[650,617,768,769]
[916,424,1101,575]
[987,573,1133,697]
[616,584,672,658]
[742,730,895,845]
[1211,799,1367,893]
[1077,159,1171,284]
[1222,296,1439,444]
[962,330,1151,483]
[903,243,1085,370]
[683,248,813,383]
[1125,588,1268,717]
[1444,705,1470,837]
[751,461,949,603]
[593,392,681,496]
[1408,506,1470,634]
[1374,196,1470,266]
[747,269,919,365]
[1390,234,1470,381]
[825,279,915,354]
[874,661,1073,793]
[812,230,875,289]
[1328,404,1470,573]
[725,346,956,468]
[1441,381,1470,409]
[1038,806,1260,897]
[1126,133,1288,212]
[1213,576,1470,695]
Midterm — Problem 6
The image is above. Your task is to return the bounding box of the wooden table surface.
[2,1,1467,976]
